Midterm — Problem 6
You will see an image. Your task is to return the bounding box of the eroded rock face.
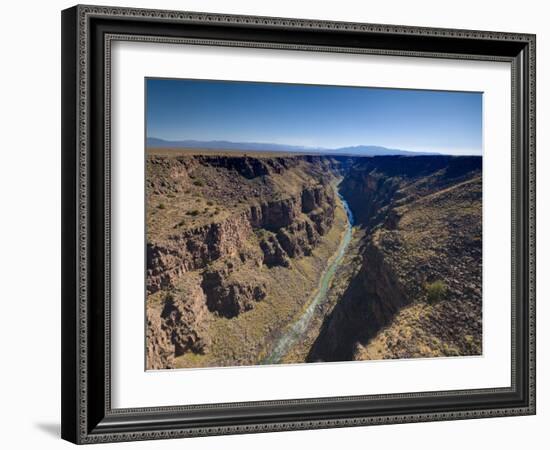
[253,185,335,264]
[259,235,290,268]
[260,197,300,230]
[202,267,267,318]
[147,212,254,294]
[147,183,336,293]
[146,309,176,370]
[301,185,331,213]
[146,275,211,370]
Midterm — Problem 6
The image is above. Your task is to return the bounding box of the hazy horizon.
[146,79,483,156]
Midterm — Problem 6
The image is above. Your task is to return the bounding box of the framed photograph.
[61,5,536,444]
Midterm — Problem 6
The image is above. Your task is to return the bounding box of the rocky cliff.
[146,273,210,370]
[308,156,483,362]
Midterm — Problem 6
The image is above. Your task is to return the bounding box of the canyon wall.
[308,156,483,362]
[146,153,340,369]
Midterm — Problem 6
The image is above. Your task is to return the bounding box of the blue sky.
[146,78,482,155]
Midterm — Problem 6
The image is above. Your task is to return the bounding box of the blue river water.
[261,189,354,365]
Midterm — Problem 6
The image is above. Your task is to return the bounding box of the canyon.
[145,149,482,370]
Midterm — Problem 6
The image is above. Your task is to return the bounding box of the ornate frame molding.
[61,5,536,444]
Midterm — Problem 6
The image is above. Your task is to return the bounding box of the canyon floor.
[145,149,482,370]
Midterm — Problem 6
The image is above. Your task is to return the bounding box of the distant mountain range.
[146,137,441,157]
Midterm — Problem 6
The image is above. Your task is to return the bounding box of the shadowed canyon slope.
[145,150,482,369]
[309,156,482,362]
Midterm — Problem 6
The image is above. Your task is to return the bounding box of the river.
[261,186,354,365]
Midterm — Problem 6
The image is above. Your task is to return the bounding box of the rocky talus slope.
[146,152,343,369]
[308,156,482,362]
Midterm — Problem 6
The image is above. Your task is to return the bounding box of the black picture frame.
[61,4,536,444]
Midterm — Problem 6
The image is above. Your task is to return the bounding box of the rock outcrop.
[147,211,255,294]
[147,184,336,294]
[146,274,211,370]
[202,269,267,318]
